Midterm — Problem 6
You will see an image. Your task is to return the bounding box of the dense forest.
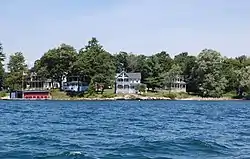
[1,37,250,98]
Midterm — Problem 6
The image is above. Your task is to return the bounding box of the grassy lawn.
[0,91,9,98]
[50,88,117,99]
[50,89,76,100]
[222,91,237,98]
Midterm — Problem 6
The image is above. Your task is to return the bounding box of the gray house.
[165,75,186,92]
[115,71,141,94]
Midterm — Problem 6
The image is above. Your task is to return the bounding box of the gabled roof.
[116,71,141,79]
[127,73,141,79]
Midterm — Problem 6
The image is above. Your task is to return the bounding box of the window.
[118,85,123,89]
[124,85,129,89]
[124,79,129,82]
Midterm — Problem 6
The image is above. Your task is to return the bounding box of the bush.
[0,91,7,97]
[163,93,177,99]
[176,92,190,98]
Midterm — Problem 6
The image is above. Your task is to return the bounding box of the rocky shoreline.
[52,96,172,101]
[51,96,242,101]
[1,94,244,101]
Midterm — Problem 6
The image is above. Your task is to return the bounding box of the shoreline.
[1,96,244,101]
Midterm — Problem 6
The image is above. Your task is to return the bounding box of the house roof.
[116,71,141,79]
[127,73,141,79]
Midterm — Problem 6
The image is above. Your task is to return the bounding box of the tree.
[135,83,147,94]
[236,66,250,96]
[144,52,174,91]
[174,52,198,93]
[5,52,27,90]
[114,52,129,72]
[144,55,164,91]
[164,64,182,92]
[0,43,5,89]
[36,44,77,89]
[222,58,242,93]
[155,51,173,71]
[76,37,115,94]
[195,49,228,97]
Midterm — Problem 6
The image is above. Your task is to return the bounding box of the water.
[0,100,250,159]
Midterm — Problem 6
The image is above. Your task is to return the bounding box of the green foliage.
[195,49,228,97]
[87,79,96,95]
[135,84,147,93]
[101,92,116,98]
[3,37,250,99]
[163,92,177,99]
[5,52,27,90]
[35,43,77,89]
[0,91,7,97]
[138,84,147,93]
[176,92,190,99]
[238,66,250,90]
[164,64,182,89]
[75,37,115,92]
[0,43,5,89]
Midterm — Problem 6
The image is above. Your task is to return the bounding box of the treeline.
[1,37,250,98]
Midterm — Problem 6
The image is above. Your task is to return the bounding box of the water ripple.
[0,100,250,158]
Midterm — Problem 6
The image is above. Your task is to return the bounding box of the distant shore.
[51,96,242,101]
[1,94,245,101]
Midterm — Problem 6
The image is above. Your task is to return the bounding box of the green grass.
[0,91,8,97]
[50,88,117,100]
[222,91,237,98]
[50,89,76,100]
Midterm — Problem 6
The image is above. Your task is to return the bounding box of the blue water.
[0,100,250,159]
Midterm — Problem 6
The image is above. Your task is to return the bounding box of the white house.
[115,71,141,94]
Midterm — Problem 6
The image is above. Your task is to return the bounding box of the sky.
[1,0,250,68]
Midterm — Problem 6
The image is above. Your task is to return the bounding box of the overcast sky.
[1,0,250,67]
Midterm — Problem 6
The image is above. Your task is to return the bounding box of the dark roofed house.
[115,71,141,94]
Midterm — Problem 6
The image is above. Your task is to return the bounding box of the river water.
[0,100,250,159]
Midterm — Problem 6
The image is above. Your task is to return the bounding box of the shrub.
[176,92,190,98]
[163,93,177,99]
[0,91,7,97]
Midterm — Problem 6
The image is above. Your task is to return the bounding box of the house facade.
[26,72,60,90]
[165,75,186,92]
[115,71,141,94]
[63,81,89,92]
[62,76,89,92]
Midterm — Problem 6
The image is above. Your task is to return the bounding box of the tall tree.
[174,52,198,93]
[144,55,164,91]
[114,52,129,72]
[236,66,250,96]
[5,52,27,90]
[195,49,228,97]
[36,44,77,89]
[164,64,182,92]
[155,51,173,71]
[0,43,5,89]
[75,37,115,93]
[222,58,242,93]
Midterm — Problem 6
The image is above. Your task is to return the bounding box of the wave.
[34,151,94,159]
[111,137,232,158]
